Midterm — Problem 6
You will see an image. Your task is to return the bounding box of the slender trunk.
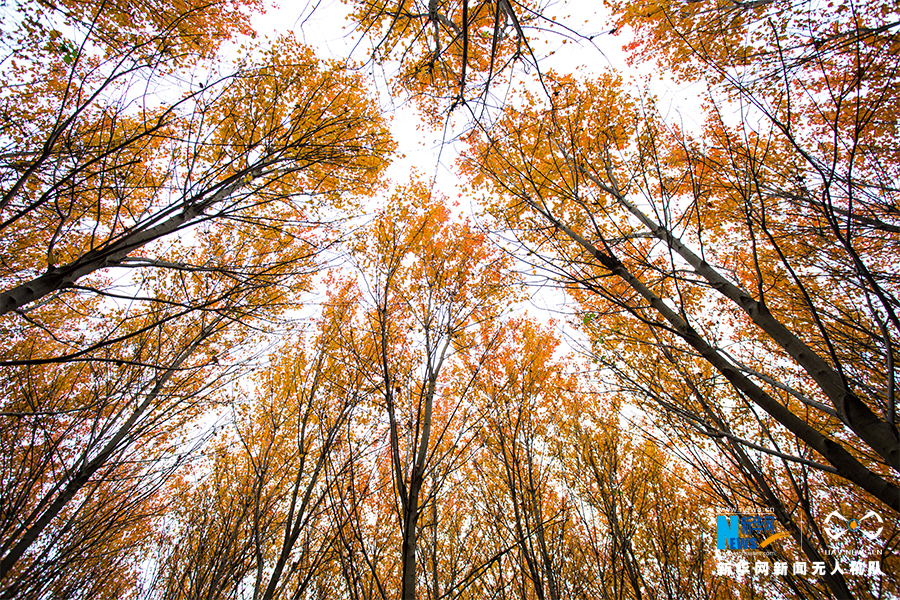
[401,472,423,600]
[574,168,900,472]
[533,201,900,512]
[0,326,211,583]
[0,173,249,316]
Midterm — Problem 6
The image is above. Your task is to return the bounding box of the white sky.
[241,0,710,363]
[247,0,643,201]
[247,0,707,194]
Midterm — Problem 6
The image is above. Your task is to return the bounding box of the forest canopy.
[0,0,897,599]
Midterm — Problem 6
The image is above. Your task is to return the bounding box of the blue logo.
[716,514,778,550]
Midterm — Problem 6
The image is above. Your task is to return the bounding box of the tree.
[325,183,515,600]
[0,297,231,598]
[469,318,575,600]
[154,295,364,600]
[457,0,900,592]
[346,0,544,119]
[464,319,729,600]
[0,30,392,321]
[1,0,394,595]
[556,391,728,600]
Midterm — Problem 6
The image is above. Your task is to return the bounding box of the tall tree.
[0,30,392,321]
[471,319,582,600]
[345,0,544,118]
[0,295,233,598]
[329,183,515,600]
[1,1,393,595]
[154,295,364,600]
[461,11,899,592]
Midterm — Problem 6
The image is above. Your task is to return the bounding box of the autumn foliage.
[0,0,898,598]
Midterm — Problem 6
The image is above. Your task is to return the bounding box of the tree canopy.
[0,0,897,598]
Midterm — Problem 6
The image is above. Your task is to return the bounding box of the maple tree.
[469,319,577,600]
[462,320,730,600]
[2,0,899,597]
[0,0,393,595]
[557,396,725,600]
[454,0,900,595]
[0,301,231,597]
[330,184,516,600]
[154,296,364,600]
[0,33,391,318]
[347,0,535,119]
